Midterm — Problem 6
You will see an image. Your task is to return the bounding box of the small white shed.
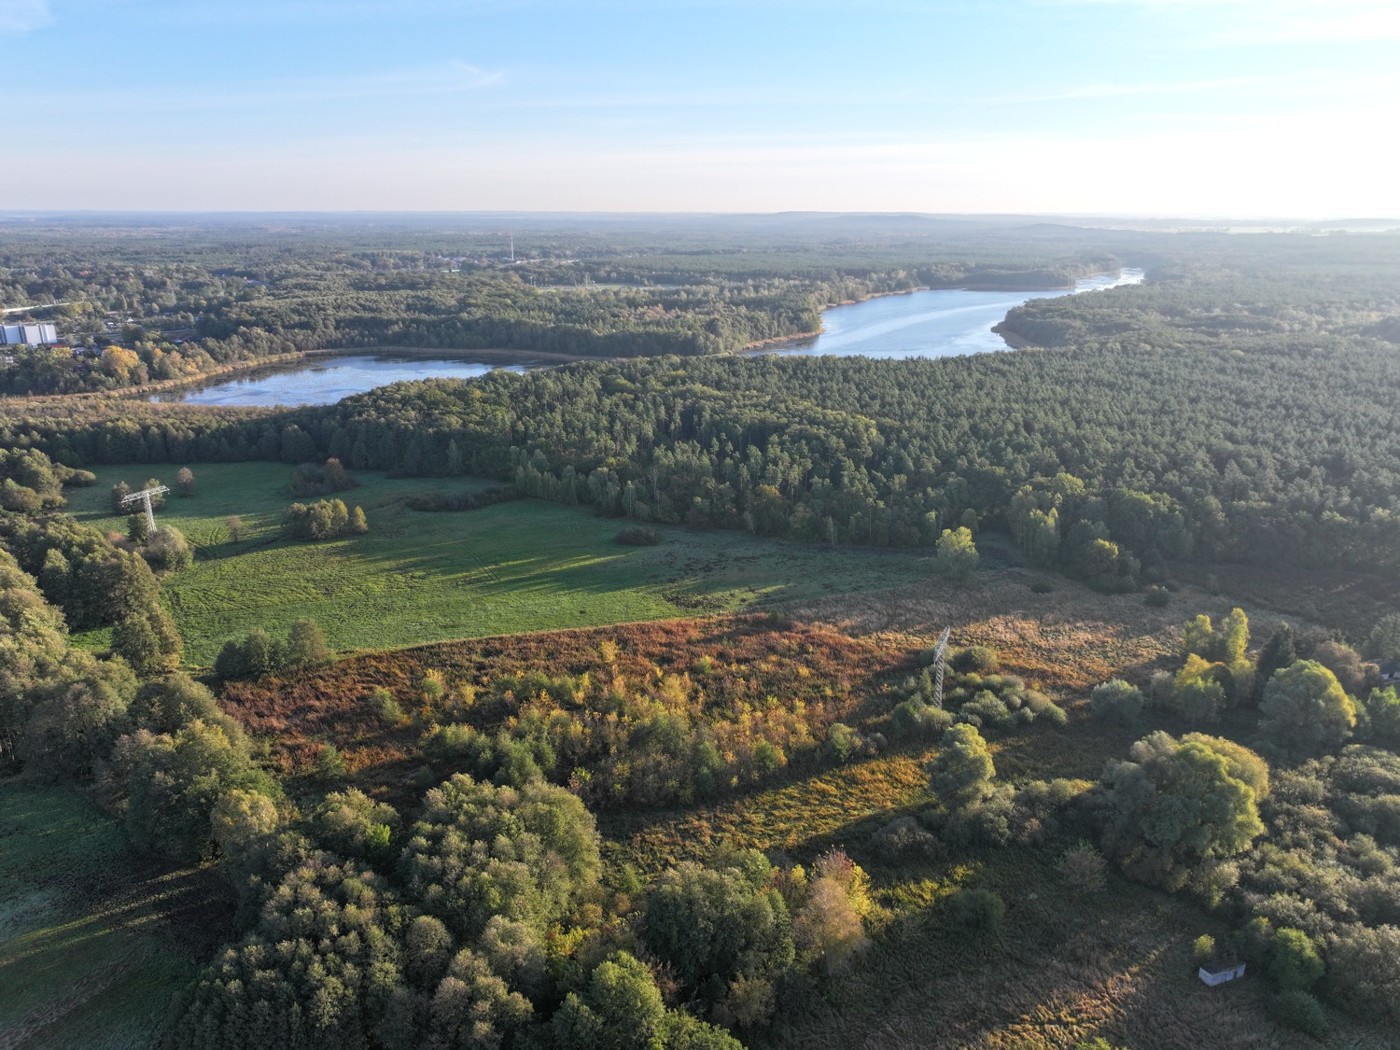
[1198,960,1246,986]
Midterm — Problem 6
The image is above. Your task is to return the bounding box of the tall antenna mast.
[509,233,515,263]
[931,625,951,708]
[120,485,170,534]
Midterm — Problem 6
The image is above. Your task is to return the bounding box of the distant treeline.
[0,214,1118,394]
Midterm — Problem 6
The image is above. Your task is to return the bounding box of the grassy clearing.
[0,781,231,1050]
[63,461,928,665]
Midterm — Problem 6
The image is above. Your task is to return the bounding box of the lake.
[150,353,527,408]
[754,268,1145,359]
[151,269,1144,406]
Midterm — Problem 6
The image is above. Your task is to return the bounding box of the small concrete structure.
[1198,960,1246,986]
[1378,659,1400,685]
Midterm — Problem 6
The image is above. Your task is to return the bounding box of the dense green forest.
[5,301,1399,581]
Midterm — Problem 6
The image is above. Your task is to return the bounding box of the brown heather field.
[220,613,914,794]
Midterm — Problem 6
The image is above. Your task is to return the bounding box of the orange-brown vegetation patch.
[220,614,909,793]
[788,568,1193,694]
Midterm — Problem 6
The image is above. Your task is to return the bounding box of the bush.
[1030,579,1055,594]
[289,458,357,497]
[1269,928,1323,991]
[1057,842,1107,892]
[890,697,953,739]
[371,687,404,724]
[405,486,520,512]
[1091,679,1145,724]
[143,526,193,572]
[283,498,365,541]
[1144,585,1171,607]
[826,722,864,763]
[285,618,331,670]
[313,743,348,782]
[213,626,300,680]
[871,816,939,861]
[934,527,978,581]
[615,525,661,546]
[1269,990,1329,1038]
[952,646,999,674]
[1193,934,1216,964]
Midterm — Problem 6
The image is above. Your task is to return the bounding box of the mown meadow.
[62,462,928,665]
[0,783,232,1049]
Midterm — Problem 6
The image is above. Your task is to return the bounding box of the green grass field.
[0,781,229,1049]
[64,462,929,666]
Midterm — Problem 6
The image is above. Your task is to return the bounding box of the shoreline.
[112,345,589,401]
[5,268,1134,401]
[991,325,1034,350]
[739,268,1129,356]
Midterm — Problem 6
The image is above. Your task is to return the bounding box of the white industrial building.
[0,323,60,345]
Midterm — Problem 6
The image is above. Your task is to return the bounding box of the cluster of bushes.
[404,484,520,512]
[289,456,357,497]
[871,723,1091,859]
[1099,730,1268,895]
[615,524,661,545]
[117,515,194,572]
[1099,610,1380,753]
[1079,608,1400,1036]
[0,446,94,511]
[417,668,820,808]
[283,497,368,540]
[1214,744,1400,1036]
[213,619,332,680]
[2,523,835,1045]
[377,643,877,809]
[0,512,183,674]
[889,645,1065,741]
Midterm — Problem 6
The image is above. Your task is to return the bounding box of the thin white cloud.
[989,75,1267,104]
[0,0,51,34]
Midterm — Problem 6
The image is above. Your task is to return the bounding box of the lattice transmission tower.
[120,485,170,534]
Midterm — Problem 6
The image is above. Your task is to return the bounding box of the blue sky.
[4,0,1397,215]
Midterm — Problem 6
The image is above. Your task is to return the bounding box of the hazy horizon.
[4,208,1395,225]
[6,0,1398,217]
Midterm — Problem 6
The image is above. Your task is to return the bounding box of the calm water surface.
[151,354,525,407]
[756,268,1145,359]
[154,269,1144,406]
